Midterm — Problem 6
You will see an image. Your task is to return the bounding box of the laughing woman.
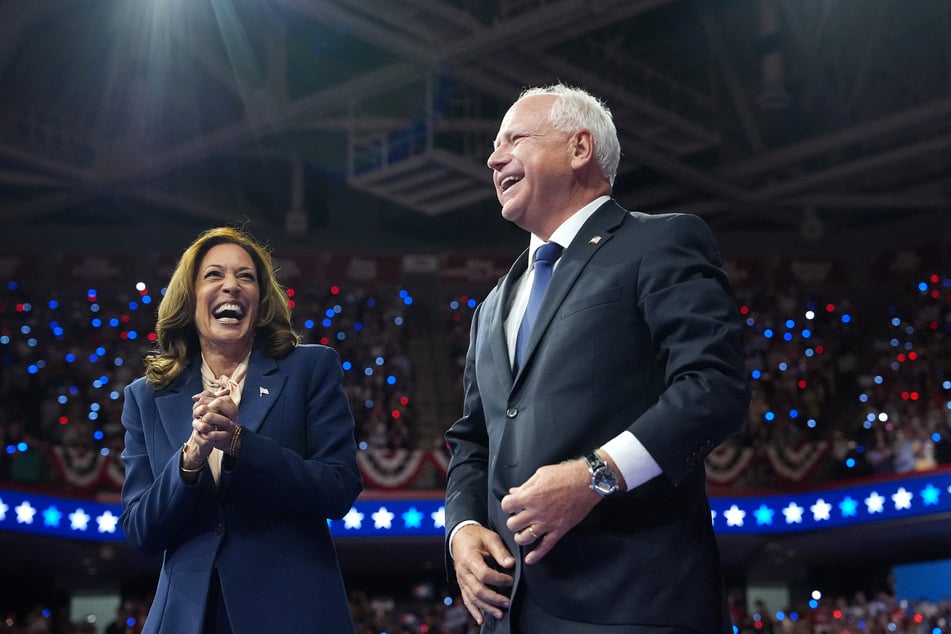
[119,227,362,634]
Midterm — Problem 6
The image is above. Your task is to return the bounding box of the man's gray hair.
[519,84,621,187]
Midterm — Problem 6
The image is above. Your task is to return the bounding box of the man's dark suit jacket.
[445,201,750,633]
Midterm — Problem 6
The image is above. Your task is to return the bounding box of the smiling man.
[444,84,751,633]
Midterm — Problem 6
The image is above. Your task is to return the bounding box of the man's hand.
[450,524,515,625]
[501,459,601,565]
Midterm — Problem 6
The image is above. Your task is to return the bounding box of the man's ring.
[528,526,539,540]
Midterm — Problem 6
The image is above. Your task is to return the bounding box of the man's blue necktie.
[514,242,563,373]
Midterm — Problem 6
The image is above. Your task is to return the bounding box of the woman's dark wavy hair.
[144,227,299,388]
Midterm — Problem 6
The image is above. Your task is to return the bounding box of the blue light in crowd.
[27,338,38,348]
[113,357,123,367]
[783,332,793,342]
[863,421,872,430]
[22,302,32,312]
[905,325,915,335]
[366,298,376,307]
[304,319,314,329]
[325,309,335,318]
[785,319,795,329]
[858,393,868,402]
[889,338,899,347]
[110,391,120,400]
[874,375,883,384]
[891,317,901,327]
[42,609,51,618]
[375,356,384,366]
[778,362,788,371]
[776,611,785,621]
[387,376,396,385]
[96,346,106,356]
[890,361,900,370]
[128,301,138,311]
[91,401,101,411]
[745,317,755,326]
[342,361,352,371]
[5,446,14,455]
[763,328,774,338]
[69,386,79,395]
[403,296,413,305]
[109,318,119,327]
[751,369,762,379]
[52,326,64,336]
[845,458,855,468]
[789,409,799,419]
[394,317,404,326]
[944,381,951,390]
[467,299,477,308]
[336,332,345,341]
[364,400,374,408]
[358,441,368,450]
[808,600,818,609]
[353,322,363,331]
[100,448,110,457]
[904,341,913,351]
[764,411,775,422]
[933,433,942,442]
[127,331,137,340]
[20,325,31,334]
[443,597,453,607]
[841,313,851,323]
[93,431,104,440]
[801,329,811,338]
[88,412,99,421]
[450,300,459,310]
[333,305,342,314]
[322,318,332,327]
[807,419,817,429]
[141,295,151,304]
[918,281,928,292]
[17,442,28,452]
[0,335,8,344]
[364,368,373,376]
[65,353,76,363]
[90,303,100,312]
[91,318,102,328]
[867,413,877,422]
[804,348,814,358]
[27,364,38,374]
[57,395,68,405]
[7,281,16,290]
[399,290,408,298]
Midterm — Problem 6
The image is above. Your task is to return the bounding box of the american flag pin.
[259,386,269,397]
[588,235,602,245]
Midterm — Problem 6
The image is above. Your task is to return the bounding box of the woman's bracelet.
[228,424,243,457]
[180,443,206,473]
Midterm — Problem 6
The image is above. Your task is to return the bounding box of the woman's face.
[194,243,260,354]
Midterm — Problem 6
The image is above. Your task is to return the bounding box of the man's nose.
[487,146,506,171]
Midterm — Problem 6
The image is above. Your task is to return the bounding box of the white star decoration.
[431,506,445,529]
[372,506,395,529]
[15,501,36,524]
[782,502,804,524]
[865,491,885,514]
[343,508,364,529]
[892,487,913,510]
[810,498,832,522]
[70,508,91,531]
[724,505,746,527]
[0,497,8,521]
[96,510,119,534]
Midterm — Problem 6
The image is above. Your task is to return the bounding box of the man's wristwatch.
[584,451,620,497]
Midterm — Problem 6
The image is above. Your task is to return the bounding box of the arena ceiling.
[0,0,949,249]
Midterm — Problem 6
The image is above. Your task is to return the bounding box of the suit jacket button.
[506,407,518,419]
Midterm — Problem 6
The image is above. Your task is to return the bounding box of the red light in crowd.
[901,391,909,400]
[833,610,842,619]
[87,292,97,301]
[286,288,296,298]
[58,416,68,425]
[798,380,807,389]
[754,621,762,630]
[420,626,429,633]
[320,337,329,345]
[739,305,750,315]
[825,303,835,312]
[391,410,401,419]
[399,396,409,406]
[148,332,157,342]
[121,314,131,323]
[287,299,296,309]
[461,296,469,303]
[120,331,129,340]
[930,274,939,283]
[330,285,340,295]
[931,290,940,299]
[908,351,918,360]
[910,392,920,401]
[931,321,939,330]
[815,345,824,354]
[914,614,923,623]
[139,288,148,296]
[16,303,25,312]
[452,314,461,322]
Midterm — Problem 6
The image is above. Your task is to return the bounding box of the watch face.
[593,468,618,495]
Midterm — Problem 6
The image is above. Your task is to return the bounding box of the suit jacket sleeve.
[629,213,749,485]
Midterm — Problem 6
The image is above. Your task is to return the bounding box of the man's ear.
[570,129,595,168]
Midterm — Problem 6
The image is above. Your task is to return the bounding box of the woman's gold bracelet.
[228,425,243,457]
[180,443,206,473]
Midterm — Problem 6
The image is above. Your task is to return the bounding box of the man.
[444,84,750,633]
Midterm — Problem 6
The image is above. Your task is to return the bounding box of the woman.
[120,227,363,633]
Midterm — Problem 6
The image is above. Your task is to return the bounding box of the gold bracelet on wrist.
[180,443,206,473]
[228,425,243,457]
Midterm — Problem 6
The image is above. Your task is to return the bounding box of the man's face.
[487,94,574,236]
